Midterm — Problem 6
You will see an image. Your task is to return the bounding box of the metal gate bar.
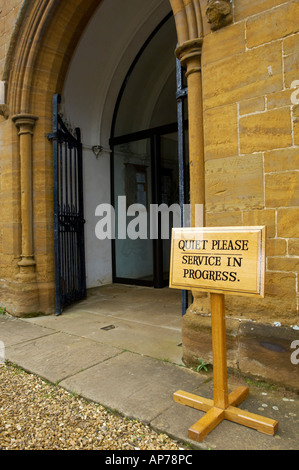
[176,59,190,315]
[48,94,86,315]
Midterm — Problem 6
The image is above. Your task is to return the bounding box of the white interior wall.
[62,0,173,288]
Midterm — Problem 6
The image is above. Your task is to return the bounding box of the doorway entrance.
[110,13,188,288]
[111,125,180,288]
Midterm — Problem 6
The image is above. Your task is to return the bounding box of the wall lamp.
[83,144,112,159]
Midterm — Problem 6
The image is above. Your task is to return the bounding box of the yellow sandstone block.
[293,105,299,146]
[239,107,292,154]
[202,22,245,66]
[234,0,287,22]
[265,171,299,207]
[283,33,299,56]
[204,104,238,160]
[205,211,242,227]
[239,96,265,116]
[266,238,287,257]
[202,42,282,109]
[277,208,299,238]
[265,271,296,300]
[246,1,299,49]
[283,33,299,89]
[243,209,276,238]
[264,148,299,172]
[267,89,293,110]
[268,257,299,273]
[284,50,299,88]
[288,239,299,256]
[205,154,264,212]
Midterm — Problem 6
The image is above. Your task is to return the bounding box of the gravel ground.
[0,362,183,451]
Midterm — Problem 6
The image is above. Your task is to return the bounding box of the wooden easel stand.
[174,293,279,442]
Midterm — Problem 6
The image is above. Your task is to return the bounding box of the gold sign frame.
[169,226,266,298]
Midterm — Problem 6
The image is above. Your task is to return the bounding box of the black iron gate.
[48,94,86,316]
[176,59,190,315]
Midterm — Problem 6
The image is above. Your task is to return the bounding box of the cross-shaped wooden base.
[174,385,278,442]
[175,293,279,443]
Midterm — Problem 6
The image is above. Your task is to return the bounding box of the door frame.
[110,122,180,288]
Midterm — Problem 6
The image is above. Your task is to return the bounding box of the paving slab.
[6,331,122,383]
[24,311,183,366]
[60,351,204,424]
[0,316,54,346]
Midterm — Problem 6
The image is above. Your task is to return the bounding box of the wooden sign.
[169,226,266,298]
[171,226,278,442]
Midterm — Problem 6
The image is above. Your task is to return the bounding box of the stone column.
[12,113,40,314]
[176,38,209,315]
[176,38,205,227]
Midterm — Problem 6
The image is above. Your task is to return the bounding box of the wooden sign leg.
[210,293,229,410]
[173,293,279,442]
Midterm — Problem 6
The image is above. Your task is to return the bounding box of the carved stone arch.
[169,0,204,45]
[169,0,205,227]
[2,0,205,315]
[5,0,101,116]
[3,0,104,315]
[169,0,207,316]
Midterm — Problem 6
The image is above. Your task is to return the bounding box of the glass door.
[113,138,154,284]
[111,125,180,287]
[160,132,180,283]
[109,13,185,289]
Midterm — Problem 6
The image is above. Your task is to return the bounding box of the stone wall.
[201,0,299,324]
[0,0,22,78]
[0,1,23,312]
[183,0,299,389]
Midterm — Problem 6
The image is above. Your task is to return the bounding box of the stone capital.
[175,38,203,76]
[12,113,38,135]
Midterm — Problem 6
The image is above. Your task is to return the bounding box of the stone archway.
[2,0,206,316]
[3,0,104,315]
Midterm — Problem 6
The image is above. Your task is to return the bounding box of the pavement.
[0,284,298,451]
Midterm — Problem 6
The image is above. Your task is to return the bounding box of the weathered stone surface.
[288,239,299,256]
[204,104,238,160]
[283,32,299,56]
[239,322,299,389]
[182,313,299,389]
[265,171,299,208]
[268,257,299,273]
[202,42,283,109]
[264,271,297,313]
[266,238,287,257]
[246,1,299,49]
[182,311,240,369]
[6,331,122,384]
[239,108,292,154]
[234,0,287,22]
[202,21,245,67]
[205,210,242,227]
[205,154,264,212]
[277,208,299,238]
[283,33,299,88]
[267,89,293,110]
[264,147,299,173]
[293,104,299,146]
[239,96,265,116]
[243,209,276,238]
